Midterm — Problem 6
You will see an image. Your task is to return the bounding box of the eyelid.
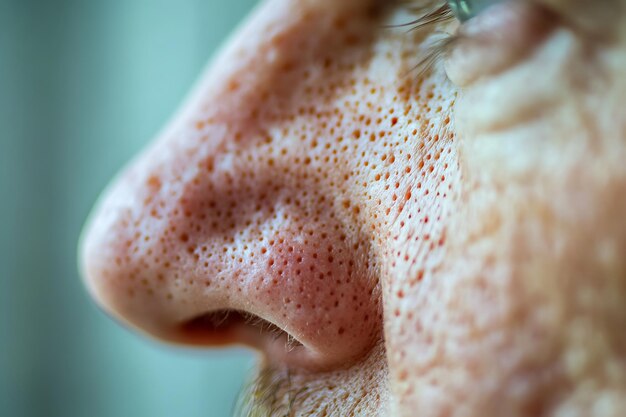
[445,1,559,86]
[394,0,552,78]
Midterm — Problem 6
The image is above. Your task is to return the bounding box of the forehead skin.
[80,0,626,416]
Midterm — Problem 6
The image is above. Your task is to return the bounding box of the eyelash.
[394,1,461,76]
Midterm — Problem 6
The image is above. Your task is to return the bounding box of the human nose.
[79,0,382,371]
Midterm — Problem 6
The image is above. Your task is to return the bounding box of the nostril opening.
[176,309,303,349]
[179,309,243,340]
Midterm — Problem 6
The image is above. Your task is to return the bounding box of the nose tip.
[80,144,383,370]
[79,171,167,335]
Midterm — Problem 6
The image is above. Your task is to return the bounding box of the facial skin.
[80,0,626,416]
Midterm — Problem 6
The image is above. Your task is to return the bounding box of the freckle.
[146,175,161,189]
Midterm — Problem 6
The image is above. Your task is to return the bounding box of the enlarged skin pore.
[80,0,626,416]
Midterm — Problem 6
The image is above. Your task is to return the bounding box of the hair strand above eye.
[387,1,454,30]
[388,1,459,76]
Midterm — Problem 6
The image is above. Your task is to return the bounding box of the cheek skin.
[395,4,626,417]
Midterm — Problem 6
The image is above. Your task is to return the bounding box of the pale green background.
[0,1,260,416]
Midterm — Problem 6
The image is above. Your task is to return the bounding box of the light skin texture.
[80,0,626,416]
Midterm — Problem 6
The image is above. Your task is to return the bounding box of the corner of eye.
[442,38,486,88]
[443,53,471,88]
[443,2,561,87]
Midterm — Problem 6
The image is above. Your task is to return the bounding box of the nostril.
[177,309,244,346]
[176,309,303,350]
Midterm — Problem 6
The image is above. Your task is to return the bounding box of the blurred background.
[1,1,259,416]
